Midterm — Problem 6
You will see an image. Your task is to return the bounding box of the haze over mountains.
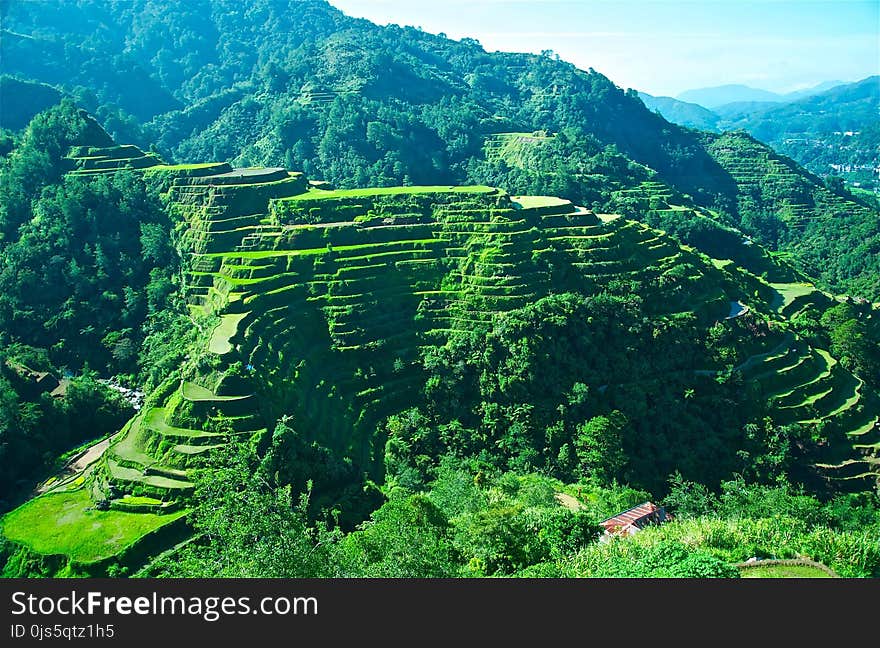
[638,76,880,182]
[639,77,876,128]
[676,81,847,109]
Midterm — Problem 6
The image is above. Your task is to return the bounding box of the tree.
[152,444,338,578]
[338,494,461,577]
[574,413,627,483]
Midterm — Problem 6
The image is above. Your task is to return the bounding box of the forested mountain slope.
[3,0,877,303]
[637,92,721,132]
[720,77,879,146]
[636,77,880,188]
[0,0,734,201]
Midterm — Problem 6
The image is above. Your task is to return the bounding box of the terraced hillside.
[64,144,163,175]
[171,178,735,471]
[89,164,880,492]
[484,131,556,164]
[704,131,880,300]
[738,326,880,485]
[3,147,878,574]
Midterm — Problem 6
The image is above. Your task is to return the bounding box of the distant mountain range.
[639,80,855,128]
[634,92,719,131]
[676,81,845,109]
[637,77,880,181]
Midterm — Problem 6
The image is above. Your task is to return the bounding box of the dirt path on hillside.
[35,432,120,495]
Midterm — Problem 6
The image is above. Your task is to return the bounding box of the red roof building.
[600,502,671,537]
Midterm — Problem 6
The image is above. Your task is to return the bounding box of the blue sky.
[328,0,879,97]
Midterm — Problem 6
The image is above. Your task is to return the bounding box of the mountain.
[0,0,737,206]
[677,84,785,108]
[783,80,846,101]
[643,77,879,185]
[724,76,879,140]
[712,100,781,121]
[0,28,182,122]
[3,0,876,301]
[722,76,880,182]
[636,92,720,131]
[1,1,879,579]
[0,76,63,131]
[1,111,878,577]
[648,80,865,134]
[676,81,846,110]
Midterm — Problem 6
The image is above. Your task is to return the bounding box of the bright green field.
[739,564,834,578]
[1,489,187,564]
[208,312,248,355]
[146,163,225,171]
[181,381,250,401]
[768,282,818,312]
[510,195,570,209]
[143,407,220,439]
[200,240,439,260]
[117,495,164,506]
[282,185,496,201]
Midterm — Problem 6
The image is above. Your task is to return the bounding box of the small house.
[599,502,671,538]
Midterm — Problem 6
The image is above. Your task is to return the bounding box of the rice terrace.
[0,0,878,581]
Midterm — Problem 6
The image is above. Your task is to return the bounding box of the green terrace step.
[815,458,874,479]
[177,167,297,186]
[327,249,441,267]
[142,408,221,445]
[850,416,880,440]
[810,374,861,414]
[106,458,194,493]
[736,335,796,374]
[108,422,157,469]
[768,349,836,404]
[749,343,812,378]
[210,271,301,289]
[144,464,189,480]
[181,382,253,402]
[802,378,864,423]
[208,312,250,355]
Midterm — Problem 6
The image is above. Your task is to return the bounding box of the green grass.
[510,195,571,209]
[181,381,251,401]
[143,407,220,440]
[173,443,223,455]
[711,258,734,270]
[109,422,156,468]
[738,563,834,578]
[487,131,553,140]
[1,489,187,563]
[768,282,818,313]
[146,162,226,171]
[484,132,556,166]
[117,495,164,506]
[200,240,440,260]
[208,312,249,355]
[281,185,497,201]
[106,458,193,490]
